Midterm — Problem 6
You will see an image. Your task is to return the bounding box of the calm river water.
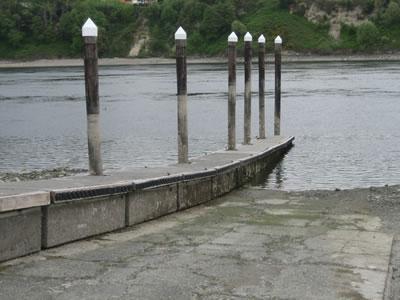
[0,61,399,190]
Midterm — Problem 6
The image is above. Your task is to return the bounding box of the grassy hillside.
[244,2,333,52]
[0,0,400,59]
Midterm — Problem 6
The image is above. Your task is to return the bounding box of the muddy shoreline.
[1,53,400,69]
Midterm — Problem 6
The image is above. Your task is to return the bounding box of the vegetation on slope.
[0,0,400,59]
[143,0,400,56]
[0,0,140,59]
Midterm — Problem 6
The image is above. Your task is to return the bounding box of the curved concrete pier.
[0,136,294,262]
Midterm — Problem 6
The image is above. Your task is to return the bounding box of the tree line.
[1,0,400,59]
[0,0,139,59]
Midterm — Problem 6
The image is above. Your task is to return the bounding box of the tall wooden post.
[274,35,282,136]
[258,34,266,139]
[243,32,253,145]
[175,27,188,164]
[82,18,103,175]
[228,32,238,150]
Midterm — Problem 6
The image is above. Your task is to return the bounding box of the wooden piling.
[82,18,103,175]
[243,32,252,145]
[274,36,282,136]
[258,34,266,139]
[175,27,188,164]
[227,32,238,151]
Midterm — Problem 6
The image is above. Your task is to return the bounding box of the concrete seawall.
[0,136,294,262]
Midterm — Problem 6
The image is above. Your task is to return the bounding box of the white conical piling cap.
[244,32,253,42]
[258,34,266,43]
[228,32,238,43]
[275,35,282,44]
[175,27,187,40]
[82,18,98,37]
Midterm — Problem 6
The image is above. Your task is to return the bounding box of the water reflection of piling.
[275,162,284,189]
[274,36,282,136]
[175,27,189,164]
[227,32,238,151]
[82,18,103,175]
[244,32,253,145]
[258,34,266,139]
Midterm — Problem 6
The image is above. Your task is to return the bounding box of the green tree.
[200,6,223,41]
[356,21,380,49]
[231,20,247,35]
[200,1,235,41]
[382,1,400,25]
[279,0,295,9]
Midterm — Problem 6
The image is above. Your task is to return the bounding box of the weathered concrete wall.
[127,184,178,226]
[178,177,213,210]
[0,208,41,262]
[42,195,126,248]
[0,192,49,213]
[213,169,238,198]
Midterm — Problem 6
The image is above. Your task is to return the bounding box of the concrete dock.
[0,137,293,201]
[0,136,294,262]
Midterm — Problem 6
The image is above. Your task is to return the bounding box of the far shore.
[1,52,400,69]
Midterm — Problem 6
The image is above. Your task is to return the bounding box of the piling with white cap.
[175,27,188,163]
[82,18,103,175]
[243,32,253,145]
[258,34,266,139]
[274,35,282,136]
[227,32,238,150]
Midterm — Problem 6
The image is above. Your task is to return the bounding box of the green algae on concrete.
[0,185,399,300]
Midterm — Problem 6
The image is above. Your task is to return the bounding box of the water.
[0,61,399,190]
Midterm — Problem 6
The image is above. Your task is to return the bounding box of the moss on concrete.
[339,291,367,300]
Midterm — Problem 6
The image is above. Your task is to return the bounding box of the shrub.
[382,1,400,25]
[359,0,375,15]
[356,21,380,49]
[315,0,337,14]
[279,0,295,9]
[292,3,307,16]
[231,20,247,35]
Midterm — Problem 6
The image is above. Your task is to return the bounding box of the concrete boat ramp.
[0,173,398,300]
[0,135,397,299]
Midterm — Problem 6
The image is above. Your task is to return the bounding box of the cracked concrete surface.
[1,185,400,300]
